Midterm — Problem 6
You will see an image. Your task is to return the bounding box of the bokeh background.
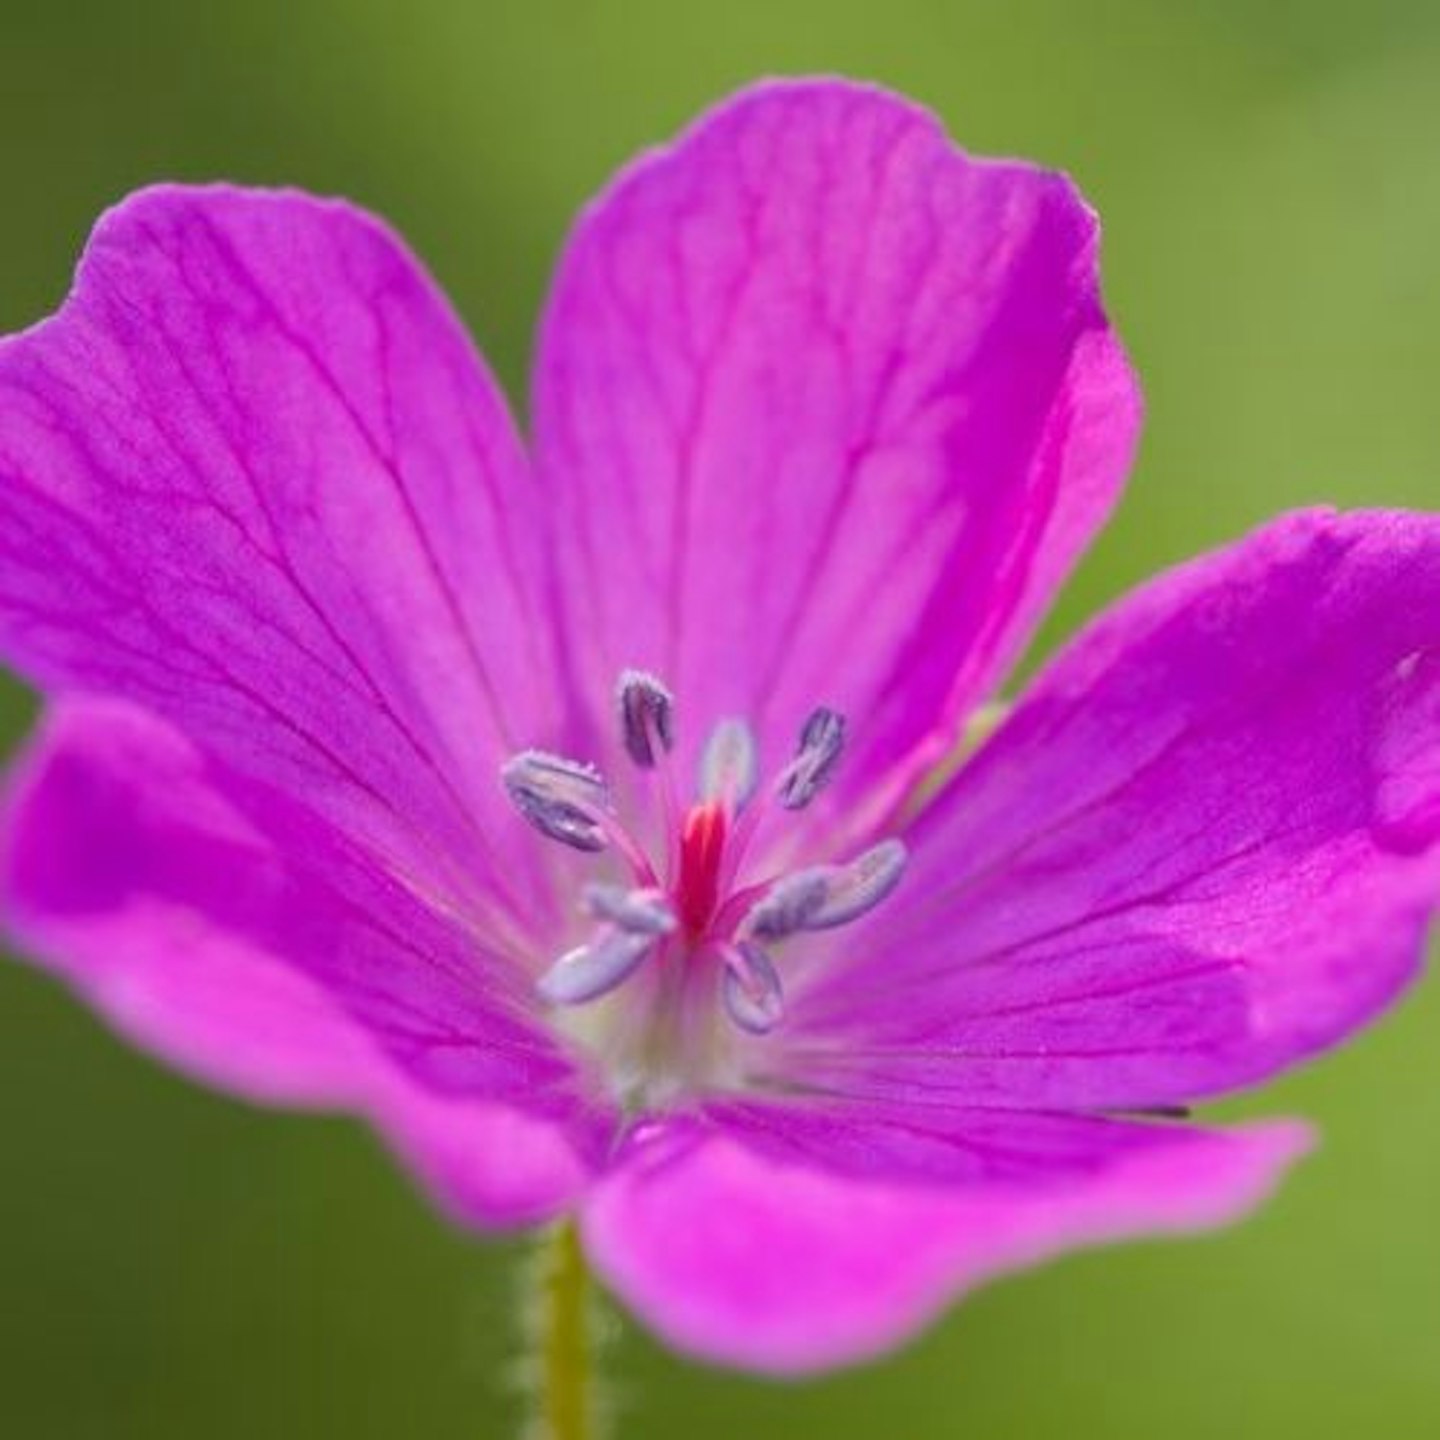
[3,1,1439,1435]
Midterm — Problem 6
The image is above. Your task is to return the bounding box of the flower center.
[500,671,906,1076]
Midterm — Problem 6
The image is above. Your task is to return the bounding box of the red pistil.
[677,801,728,938]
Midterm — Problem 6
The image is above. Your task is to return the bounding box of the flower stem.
[525,1220,602,1440]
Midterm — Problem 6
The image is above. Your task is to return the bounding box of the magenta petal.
[582,1115,1310,1373]
[2,701,601,1191]
[795,510,1440,1110]
[375,1085,589,1228]
[695,1099,1226,1186]
[535,79,1138,823]
[0,185,566,928]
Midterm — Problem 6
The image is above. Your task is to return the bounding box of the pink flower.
[1,79,1437,1374]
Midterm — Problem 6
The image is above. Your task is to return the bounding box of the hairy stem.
[524,1220,602,1440]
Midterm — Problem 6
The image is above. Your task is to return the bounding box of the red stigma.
[677,801,728,938]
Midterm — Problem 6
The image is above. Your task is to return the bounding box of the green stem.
[526,1221,600,1440]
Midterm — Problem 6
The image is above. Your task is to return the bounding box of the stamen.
[738,839,908,939]
[746,871,829,940]
[537,929,654,1006]
[583,883,677,937]
[501,749,609,852]
[806,839,908,928]
[721,942,785,1035]
[699,719,759,808]
[617,669,676,768]
[775,706,846,810]
[508,678,897,1050]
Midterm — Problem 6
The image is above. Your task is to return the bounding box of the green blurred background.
[3,1,1439,1435]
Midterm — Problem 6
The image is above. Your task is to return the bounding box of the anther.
[582,883,677,937]
[776,706,846,810]
[617,669,676,768]
[721,942,785,1035]
[739,839,908,939]
[806,839,908,928]
[746,871,829,940]
[537,930,654,1006]
[699,719,759,808]
[501,750,609,852]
